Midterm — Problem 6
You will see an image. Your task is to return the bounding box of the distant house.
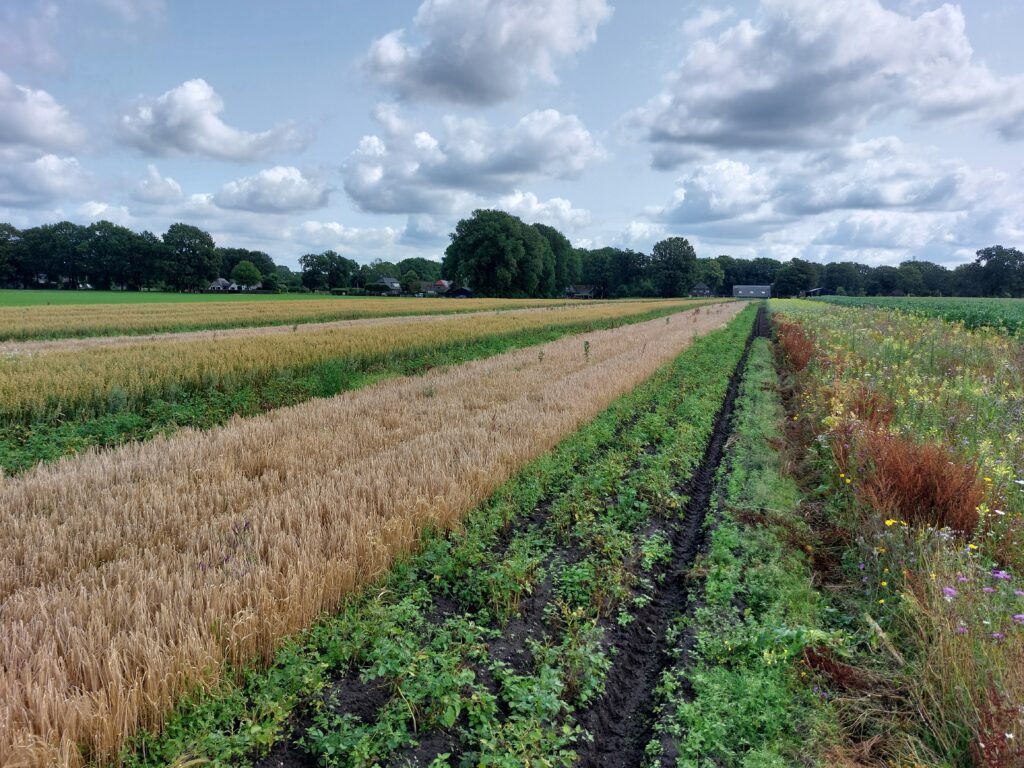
[416,281,438,296]
[689,282,712,297]
[566,284,597,299]
[803,287,833,298]
[435,279,452,292]
[379,276,401,295]
[445,286,474,298]
[733,284,771,299]
[209,278,233,291]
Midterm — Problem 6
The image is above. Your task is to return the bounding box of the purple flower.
[1014,614,1024,625]
[957,574,969,583]
[956,625,969,635]
[943,587,958,599]
[1016,590,1024,597]
[858,562,865,571]
[993,570,1012,581]
[992,632,1006,640]
[984,587,996,594]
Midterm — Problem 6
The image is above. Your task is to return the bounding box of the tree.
[0,223,21,284]
[396,257,442,282]
[694,258,725,293]
[443,209,528,296]
[402,269,420,294]
[865,265,901,295]
[218,248,276,280]
[896,262,925,296]
[975,246,1024,297]
[533,224,577,291]
[230,260,262,288]
[299,251,358,291]
[822,261,864,295]
[650,237,697,297]
[78,221,136,289]
[163,223,218,290]
[774,259,817,297]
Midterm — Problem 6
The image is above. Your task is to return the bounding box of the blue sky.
[1,0,1022,269]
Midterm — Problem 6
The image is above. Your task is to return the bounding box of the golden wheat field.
[0,296,578,341]
[0,301,741,768]
[0,299,708,421]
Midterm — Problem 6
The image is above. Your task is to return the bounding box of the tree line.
[2,214,1022,298]
[0,220,442,294]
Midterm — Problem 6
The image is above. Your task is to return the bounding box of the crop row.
[0,296,580,341]
[771,299,1024,764]
[118,303,759,768]
[0,300,715,474]
[815,295,1024,335]
[0,302,742,768]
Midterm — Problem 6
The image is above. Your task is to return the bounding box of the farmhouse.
[566,284,597,299]
[445,286,474,298]
[690,282,712,297]
[733,285,771,298]
[378,276,401,295]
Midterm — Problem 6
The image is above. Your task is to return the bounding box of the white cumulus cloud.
[120,79,308,161]
[364,0,612,104]
[214,166,330,213]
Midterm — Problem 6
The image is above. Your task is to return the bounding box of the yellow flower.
[881,581,888,587]
[969,543,978,550]
[845,478,852,484]
[839,472,845,478]
[879,599,886,604]
[885,519,897,526]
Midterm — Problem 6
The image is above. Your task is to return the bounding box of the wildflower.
[845,478,852,484]
[993,570,1012,581]
[943,587,958,600]
[885,519,897,527]
[878,598,885,604]
[881,581,888,587]
[969,544,979,550]
[956,624,969,635]
[958,574,969,583]
[983,587,996,594]
[858,562,865,570]
[1013,614,1024,624]
[1015,590,1024,597]
[992,632,1006,640]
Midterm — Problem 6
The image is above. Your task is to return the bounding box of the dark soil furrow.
[574,307,765,768]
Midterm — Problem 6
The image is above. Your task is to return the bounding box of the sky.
[1,0,1022,270]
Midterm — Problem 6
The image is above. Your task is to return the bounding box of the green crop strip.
[814,295,1024,336]
[115,305,758,768]
[0,304,693,474]
[643,337,835,767]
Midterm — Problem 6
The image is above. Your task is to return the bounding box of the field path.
[0,301,741,767]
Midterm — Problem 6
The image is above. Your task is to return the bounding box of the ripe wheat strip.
[0,302,742,767]
[0,302,624,358]
[0,299,706,421]
[0,296,577,341]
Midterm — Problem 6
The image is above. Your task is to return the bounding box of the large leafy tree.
[0,223,21,284]
[78,221,137,289]
[694,258,725,293]
[976,246,1024,297]
[162,223,218,290]
[443,209,527,296]
[650,236,697,297]
[230,260,262,287]
[533,223,578,291]
[218,248,276,280]
[774,258,818,297]
[396,257,442,282]
[299,250,359,291]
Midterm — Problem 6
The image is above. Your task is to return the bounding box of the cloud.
[132,164,182,204]
[76,200,134,226]
[95,0,164,22]
[0,149,89,207]
[632,0,1024,167]
[496,190,591,230]
[344,105,604,214]
[682,6,734,37]
[0,3,62,71]
[0,70,85,152]
[364,0,612,104]
[290,220,401,254]
[119,79,308,161]
[214,166,330,213]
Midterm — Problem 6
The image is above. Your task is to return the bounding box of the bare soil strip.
[0,302,741,768]
[575,307,766,767]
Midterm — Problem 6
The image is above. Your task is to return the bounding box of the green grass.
[0,289,392,306]
[115,306,759,768]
